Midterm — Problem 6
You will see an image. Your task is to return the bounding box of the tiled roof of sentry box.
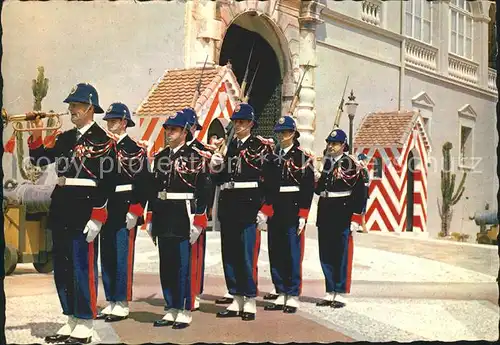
[353,110,431,150]
[135,65,227,116]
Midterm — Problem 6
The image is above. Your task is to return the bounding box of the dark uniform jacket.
[103,134,150,230]
[211,135,278,227]
[147,143,210,238]
[28,122,118,231]
[188,138,216,216]
[188,139,207,152]
[268,141,315,228]
[360,165,370,200]
[314,153,365,228]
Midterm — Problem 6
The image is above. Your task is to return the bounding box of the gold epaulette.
[103,128,119,141]
[255,135,275,147]
[297,146,315,158]
[129,136,149,150]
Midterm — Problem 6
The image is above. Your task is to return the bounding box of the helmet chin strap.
[326,142,345,157]
[71,104,92,124]
[235,124,251,136]
[279,132,294,143]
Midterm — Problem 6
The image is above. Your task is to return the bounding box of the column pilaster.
[295,1,324,152]
[189,0,220,68]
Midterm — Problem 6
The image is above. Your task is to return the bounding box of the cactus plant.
[438,142,467,237]
[15,66,49,182]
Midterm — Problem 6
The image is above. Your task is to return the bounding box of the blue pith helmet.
[231,102,258,128]
[63,83,104,113]
[162,112,193,141]
[326,128,348,144]
[181,107,202,130]
[273,115,300,138]
[358,153,368,161]
[103,102,135,127]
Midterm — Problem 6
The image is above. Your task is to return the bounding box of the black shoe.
[44,334,70,343]
[215,297,233,304]
[172,322,190,329]
[263,293,278,300]
[95,313,109,320]
[283,306,297,314]
[241,312,255,321]
[216,309,241,318]
[331,301,346,309]
[105,315,128,322]
[316,300,333,307]
[153,319,174,327]
[64,336,92,344]
[264,304,284,311]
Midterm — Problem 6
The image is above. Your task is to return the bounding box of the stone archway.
[218,12,289,137]
[188,1,323,150]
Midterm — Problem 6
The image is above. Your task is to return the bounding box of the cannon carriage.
[3,179,56,275]
[470,210,499,245]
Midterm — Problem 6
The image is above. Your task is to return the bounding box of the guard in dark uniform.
[144,112,210,329]
[356,153,370,233]
[264,115,315,313]
[314,129,365,308]
[181,107,212,312]
[27,83,118,344]
[209,103,277,321]
[97,102,149,322]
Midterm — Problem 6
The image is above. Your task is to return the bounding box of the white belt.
[57,177,97,187]
[364,183,369,186]
[115,184,133,192]
[221,181,259,190]
[320,190,352,198]
[157,191,195,200]
[279,186,300,192]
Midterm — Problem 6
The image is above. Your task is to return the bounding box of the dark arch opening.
[207,117,229,142]
[219,23,282,137]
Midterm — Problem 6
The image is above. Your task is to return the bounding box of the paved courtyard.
[5,227,499,343]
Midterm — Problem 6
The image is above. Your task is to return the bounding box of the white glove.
[83,219,102,243]
[125,212,138,230]
[256,211,268,229]
[210,153,224,168]
[314,170,321,182]
[190,225,203,244]
[297,217,306,235]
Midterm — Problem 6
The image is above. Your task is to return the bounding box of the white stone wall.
[2,0,186,180]
[311,0,498,239]
[2,0,186,138]
[403,71,498,238]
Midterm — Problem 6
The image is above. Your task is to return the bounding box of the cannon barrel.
[471,211,499,226]
[3,180,55,214]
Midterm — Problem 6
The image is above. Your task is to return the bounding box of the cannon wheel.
[33,252,54,273]
[4,244,18,276]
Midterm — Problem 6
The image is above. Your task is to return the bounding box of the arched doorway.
[219,21,283,137]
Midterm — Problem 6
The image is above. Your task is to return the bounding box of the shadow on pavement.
[128,311,163,324]
[7,321,61,339]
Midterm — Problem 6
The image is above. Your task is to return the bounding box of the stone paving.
[4,227,499,343]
